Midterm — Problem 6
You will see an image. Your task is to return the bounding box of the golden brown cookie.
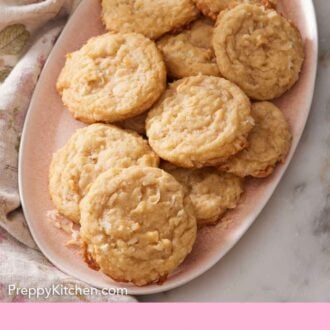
[117,112,147,135]
[101,0,199,40]
[146,76,254,168]
[192,0,276,20]
[80,166,197,286]
[49,124,159,223]
[162,163,243,226]
[56,33,166,123]
[157,18,220,79]
[218,102,292,177]
[213,4,304,100]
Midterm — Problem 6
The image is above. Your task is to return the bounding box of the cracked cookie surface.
[80,166,197,286]
[57,33,166,123]
[213,4,304,100]
[157,18,220,79]
[49,124,159,223]
[162,163,243,226]
[101,0,199,40]
[192,0,276,20]
[218,102,292,177]
[146,76,254,168]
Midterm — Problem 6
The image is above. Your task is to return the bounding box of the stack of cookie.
[49,0,304,286]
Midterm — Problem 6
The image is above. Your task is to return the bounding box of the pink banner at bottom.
[0,303,329,329]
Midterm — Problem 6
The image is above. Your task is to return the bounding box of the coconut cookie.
[192,0,276,20]
[213,4,304,100]
[101,0,199,40]
[49,124,159,223]
[146,76,254,168]
[56,33,166,124]
[219,102,292,177]
[80,167,197,286]
[157,18,220,79]
[162,163,243,226]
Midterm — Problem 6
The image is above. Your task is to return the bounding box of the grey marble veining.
[141,0,330,302]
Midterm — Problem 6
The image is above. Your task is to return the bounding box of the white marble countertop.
[141,0,330,302]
